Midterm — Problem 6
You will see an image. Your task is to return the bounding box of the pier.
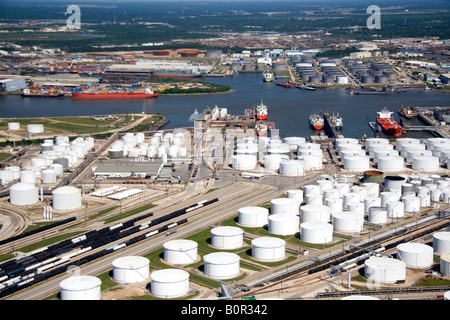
[323,112,343,139]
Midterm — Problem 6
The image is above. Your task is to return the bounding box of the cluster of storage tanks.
[338,137,450,173]
[291,55,348,85]
[108,130,188,162]
[231,136,323,175]
[7,122,45,134]
[363,230,450,285]
[0,136,94,188]
[342,59,396,84]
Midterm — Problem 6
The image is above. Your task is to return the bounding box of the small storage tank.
[270,198,299,215]
[300,221,333,244]
[300,205,330,223]
[41,169,57,184]
[27,124,44,134]
[7,122,20,130]
[441,253,450,277]
[396,243,433,269]
[433,231,450,254]
[268,214,299,236]
[364,197,381,213]
[210,226,244,250]
[386,201,405,218]
[251,237,286,262]
[163,239,198,265]
[364,257,406,284]
[9,182,38,206]
[112,256,150,284]
[59,275,101,300]
[279,160,305,176]
[368,206,387,224]
[381,191,399,207]
[332,212,363,233]
[150,269,189,298]
[402,195,420,212]
[238,207,269,227]
[52,186,82,211]
[203,252,240,279]
[19,170,36,184]
[325,197,343,214]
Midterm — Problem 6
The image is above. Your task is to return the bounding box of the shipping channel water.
[0,73,449,139]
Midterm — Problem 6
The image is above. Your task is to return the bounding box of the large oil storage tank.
[150,269,189,298]
[300,205,330,223]
[41,169,57,184]
[364,197,381,213]
[112,256,150,284]
[364,257,406,284]
[332,212,363,233]
[270,198,299,215]
[378,156,404,172]
[7,122,20,130]
[9,182,38,206]
[52,186,82,211]
[272,62,287,70]
[27,124,44,134]
[368,206,387,224]
[441,253,450,277]
[231,154,257,170]
[163,239,198,265]
[268,214,299,235]
[384,175,407,191]
[386,201,405,218]
[300,221,333,244]
[210,226,244,250]
[402,195,420,212]
[412,155,440,172]
[279,160,305,176]
[59,275,101,300]
[343,156,370,172]
[251,237,286,262]
[238,206,269,227]
[433,231,450,254]
[203,252,240,279]
[396,243,433,269]
[205,49,222,58]
[264,154,289,171]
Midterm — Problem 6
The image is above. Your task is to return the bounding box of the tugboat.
[329,113,343,130]
[263,71,275,82]
[309,113,324,130]
[376,108,403,136]
[398,106,417,120]
[256,100,268,120]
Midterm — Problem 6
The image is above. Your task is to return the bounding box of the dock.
[323,112,344,139]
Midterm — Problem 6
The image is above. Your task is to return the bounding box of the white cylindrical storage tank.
[150,269,189,298]
[251,237,286,262]
[368,144,394,157]
[443,191,450,204]
[433,232,450,254]
[412,155,440,172]
[345,201,364,215]
[384,175,407,191]
[19,170,36,184]
[163,239,198,265]
[386,201,404,218]
[305,193,322,206]
[419,193,431,208]
[203,252,240,279]
[9,182,38,206]
[343,156,370,172]
[381,191,399,207]
[112,256,150,284]
[270,198,299,215]
[343,193,360,208]
[402,195,420,213]
[364,197,381,213]
[396,138,420,153]
[365,138,390,148]
[303,185,321,199]
[238,207,269,227]
[300,205,331,223]
[27,124,44,134]
[400,143,425,157]
[323,188,340,202]
[406,150,433,163]
[279,160,305,176]
[52,186,82,211]
[325,197,343,214]
[263,154,289,171]
[364,257,406,284]
[368,206,387,224]
[373,150,399,163]
[297,155,322,171]
[300,221,333,244]
[441,254,450,277]
[59,275,101,300]
[31,157,47,169]
[232,154,257,170]
[378,156,404,172]
[362,182,380,197]
[268,214,299,236]
[41,169,57,184]
[332,212,363,233]
[210,226,244,250]
[286,189,303,204]
[7,122,20,130]
[396,243,433,269]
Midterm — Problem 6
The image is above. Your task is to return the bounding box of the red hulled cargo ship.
[376,108,403,136]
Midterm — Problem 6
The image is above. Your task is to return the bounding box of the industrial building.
[0,75,26,92]
[92,160,164,179]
